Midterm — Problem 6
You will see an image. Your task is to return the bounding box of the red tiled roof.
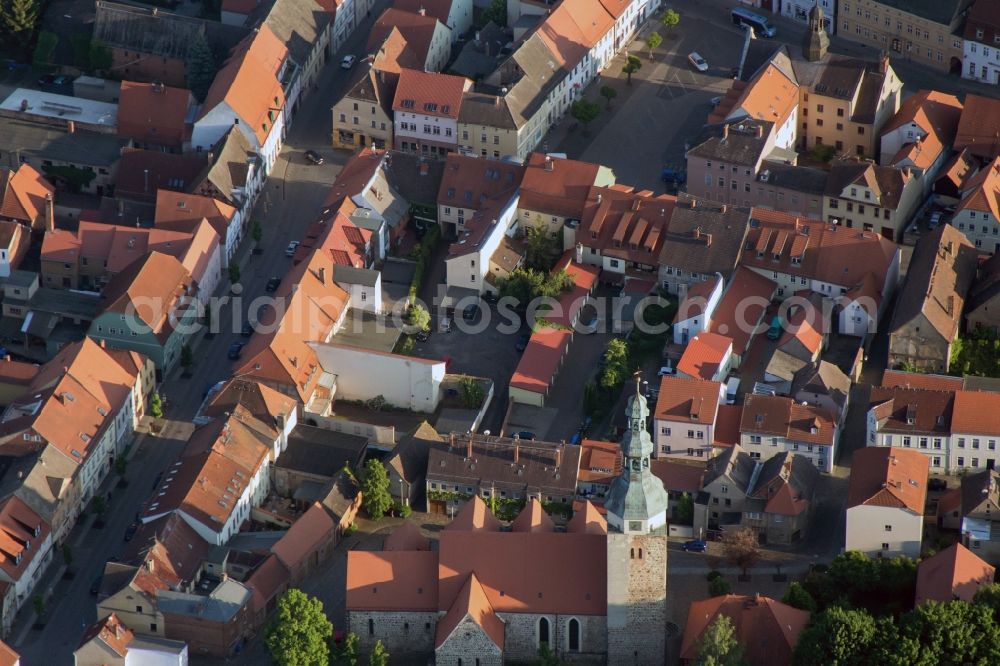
[651,459,706,493]
[565,500,607,534]
[435,573,505,651]
[915,543,994,605]
[709,266,776,356]
[519,153,601,220]
[115,150,206,202]
[368,9,444,69]
[681,595,810,666]
[741,394,836,447]
[510,498,555,532]
[0,496,49,583]
[654,375,722,426]
[272,502,336,571]
[951,390,1000,435]
[117,81,192,147]
[955,94,1000,160]
[847,447,928,514]
[392,69,468,119]
[77,613,133,657]
[346,550,439,611]
[384,520,431,551]
[714,405,743,447]
[0,163,54,227]
[578,186,677,265]
[578,439,621,486]
[677,332,732,380]
[444,495,501,532]
[674,275,722,322]
[0,640,17,666]
[246,553,290,614]
[957,157,1000,221]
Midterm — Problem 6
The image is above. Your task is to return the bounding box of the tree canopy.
[523,225,560,271]
[1,0,39,48]
[361,459,392,520]
[186,34,216,102]
[264,589,333,666]
[721,528,760,576]
[497,267,573,307]
[802,551,916,616]
[599,338,630,390]
[697,615,747,666]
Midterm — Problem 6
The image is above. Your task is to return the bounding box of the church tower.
[605,376,669,665]
[803,3,830,62]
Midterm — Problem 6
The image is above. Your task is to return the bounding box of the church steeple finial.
[803,2,830,62]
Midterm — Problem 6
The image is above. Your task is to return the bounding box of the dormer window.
[791,256,802,265]
[772,252,781,261]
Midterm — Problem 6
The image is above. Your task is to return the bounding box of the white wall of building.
[445,195,518,293]
[126,643,189,666]
[654,419,715,459]
[845,503,923,558]
[740,431,836,473]
[964,39,1000,85]
[839,299,874,337]
[673,281,724,345]
[313,343,446,412]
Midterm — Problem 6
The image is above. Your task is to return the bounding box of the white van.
[725,376,740,405]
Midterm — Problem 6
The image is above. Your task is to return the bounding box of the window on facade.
[538,617,550,646]
[368,619,374,636]
[568,618,580,651]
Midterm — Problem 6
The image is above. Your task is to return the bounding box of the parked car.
[688,52,709,72]
[515,333,530,351]
[658,363,675,376]
[265,277,281,292]
[227,341,245,360]
[341,54,357,69]
[767,315,783,341]
[304,150,324,165]
[90,575,103,595]
[463,302,480,321]
[241,321,255,337]
[124,522,138,542]
[580,416,593,433]
[928,211,943,229]
[682,539,708,552]
[37,74,54,85]
[710,95,722,106]
[928,478,948,491]
[515,431,536,440]
[53,75,72,85]
[439,316,452,332]
[416,330,430,342]
[661,167,687,185]
[285,240,299,257]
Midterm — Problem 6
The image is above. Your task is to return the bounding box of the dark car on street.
[265,276,282,292]
[304,150,324,165]
[515,333,529,351]
[463,303,480,321]
[124,522,138,542]
[90,575,102,595]
[682,539,707,552]
[227,341,245,360]
[928,478,948,491]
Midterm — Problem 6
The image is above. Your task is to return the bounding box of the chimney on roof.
[99,339,106,349]
[693,227,701,240]
[145,559,154,573]
[555,446,561,468]
[879,51,889,74]
[689,198,697,209]
[544,155,553,172]
[467,435,473,459]
[418,6,425,15]
[513,442,519,463]
[596,193,602,204]
[575,242,583,264]
[756,125,763,139]
[450,432,456,449]
[318,267,326,284]
[143,169,149,194]
[722,124,730,140]
[44,193,54,232]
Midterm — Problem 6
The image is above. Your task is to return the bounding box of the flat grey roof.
[0,117,128,167]
[333,309,402,354]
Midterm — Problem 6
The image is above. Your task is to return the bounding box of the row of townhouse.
[332,0,658,162]
[0,337,154,632]
[867,381,1000,474]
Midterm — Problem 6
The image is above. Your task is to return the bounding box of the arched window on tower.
[538,617,550,647]
[568,618,581,651]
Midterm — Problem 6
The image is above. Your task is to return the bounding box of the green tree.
[896,600,1000,666]
[721,528,760,578]
[186,34,216,103]
[252,220,263,244]
[697,615,746,666]
[523,224,560,271]
[481,0,506,26]
[660,8,680,32]
[368,640,389,666]
[89,39,113,72]
[32,30,57,72]
[599,84,618,109]
[32,594,44,617]
[537,644,560,665]
[91,495,106,517]
[974,583,1000,619]
[782,582,817,613]
[600,338,630,390]
[1,0,39,48]
[497,267,573,307]
[335,632,359,665]
[265,589,333,666]
[646,31,662,59]
[803,551,917,616]
[71,34,92,70]
[406,304,431,332]
[228,263,241,283]
[708,575,731,597]
[622,54,642,85]
[361,459,392,520]
[458,377,485,408]
[570,99,600,134]
[674,494,694,524]
[149,392,164,419]
[793,606,880,666]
